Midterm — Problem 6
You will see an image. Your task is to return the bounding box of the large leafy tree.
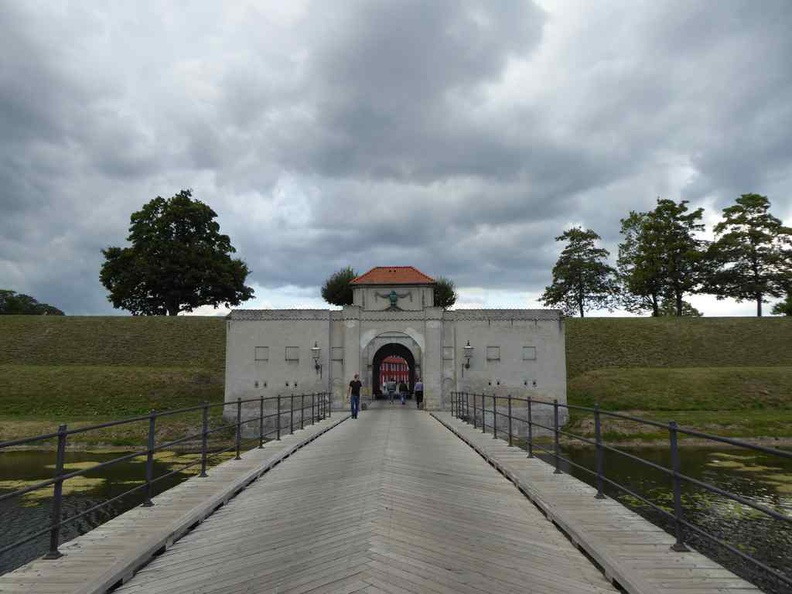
[706,194,792,317]
[321,267,357,305]
[540,227,618,317]
[100,190,254,316]
[617,212,663,316]
[617,199,706,316]
[0,290,64,315]
[433,276,457,309]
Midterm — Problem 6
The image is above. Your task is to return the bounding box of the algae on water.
[0,477,107,506]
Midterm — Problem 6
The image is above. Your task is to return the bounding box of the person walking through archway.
[398,380,408,405]
[414,377,424,409]
[348,373,362,419]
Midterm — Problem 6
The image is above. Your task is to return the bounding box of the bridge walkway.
[431,412,761,594]
[115,405,618,594]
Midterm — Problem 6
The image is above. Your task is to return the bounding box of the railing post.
[482,394,487,434]
[527,396,534,458]
[300,393,304,430]
[594,403,604,498]
[44,423,67,559]
[143,410,156,506]
[312,393,316,424]
[472,393,477,429]
[200,404,210,475]
[669,421,689,552]
[328,391,332,417]
[290,394,295,434]
[465,392,469,422]
[507,394,513,447]
[235,397,242,460]
[259,395,265,448]
[553,399,561,474]
[277,395,282,440]
[492,394,497,439]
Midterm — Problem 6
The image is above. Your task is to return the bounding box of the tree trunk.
[756,293,762,317]
[166,299,180,316]
[676,292,683,317]
[651,293,659,317]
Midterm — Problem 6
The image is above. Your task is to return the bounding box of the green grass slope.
[0,316,226,441]
[565,318,792,439]
[0,316,225,369]
[1,315,790,441]
[565,317,792,378]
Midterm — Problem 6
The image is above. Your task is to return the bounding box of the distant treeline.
[0,290,64,316]
[541,193,792,317]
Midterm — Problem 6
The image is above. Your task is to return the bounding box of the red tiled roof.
[351,266,435,285]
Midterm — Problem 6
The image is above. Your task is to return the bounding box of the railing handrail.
[450,390,791,590]
[0,394,299,450]
[0,391,333,565]
[462,392,792,459]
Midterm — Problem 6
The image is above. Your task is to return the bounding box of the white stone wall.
[444,311,566,403]
[224,307,566,424]
[224,310,331,405]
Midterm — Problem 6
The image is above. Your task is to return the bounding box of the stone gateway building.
[225,267,567,427]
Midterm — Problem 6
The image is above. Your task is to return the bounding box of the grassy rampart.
[1,315,790,442]
[565,317,792,440]
[0,316,225,443]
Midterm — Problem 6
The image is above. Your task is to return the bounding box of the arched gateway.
[224,265,567,419]
[372,343,416,398]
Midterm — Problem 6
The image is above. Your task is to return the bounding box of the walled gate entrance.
[372,343,415,399]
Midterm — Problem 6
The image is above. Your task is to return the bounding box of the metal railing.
[450,391,792,590]
[0,392,332,563]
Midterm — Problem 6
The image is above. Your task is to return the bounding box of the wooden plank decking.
[0,413,347,594]
[114,405,618,594]
[431,412,763,594]
[2,406,766,593]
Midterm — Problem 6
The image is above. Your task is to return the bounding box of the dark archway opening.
[372,343,416,399]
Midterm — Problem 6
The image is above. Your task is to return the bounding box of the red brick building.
[380,355,409,384]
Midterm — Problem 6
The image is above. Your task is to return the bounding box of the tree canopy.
[706,194,792,316]
[657,298,702,317]
[100,190,254,316]
[321,267,357,306]
[433,276,457,309]
[617,199,706,316]
[771,292,792,316]
[0,290,64,315]
[540,227,618,317]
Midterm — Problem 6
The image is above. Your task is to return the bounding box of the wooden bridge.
[0,405,763,594]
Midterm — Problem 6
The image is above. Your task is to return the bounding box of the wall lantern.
[463,340,473,369]
[311,342,322,377]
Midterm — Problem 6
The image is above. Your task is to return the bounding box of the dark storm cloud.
[1,1,791,314]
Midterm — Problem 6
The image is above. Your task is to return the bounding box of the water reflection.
[554,446,792,594]
[0,450,198,575]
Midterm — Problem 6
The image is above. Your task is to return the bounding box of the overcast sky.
[2,0,791,316]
